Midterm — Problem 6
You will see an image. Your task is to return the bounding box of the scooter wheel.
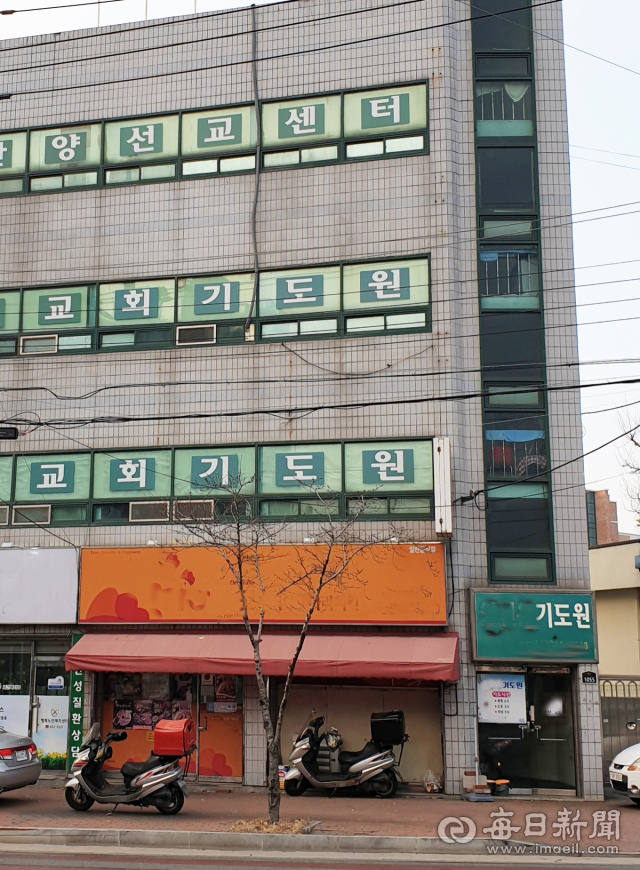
[65,785,95,811]
[284,777,309,797]
[155,784,185,815]
[373,770,398,799]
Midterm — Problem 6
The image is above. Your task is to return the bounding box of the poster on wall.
[0,694,30,735]
[477,673,527,724]
[32,696,69,770]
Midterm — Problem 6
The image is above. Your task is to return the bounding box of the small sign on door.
[48,676,65,691]
[477,673,527,724]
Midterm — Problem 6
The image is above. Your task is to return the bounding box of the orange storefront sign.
[79,543,446,625]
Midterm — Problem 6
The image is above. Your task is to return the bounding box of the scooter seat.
[338,741,379,765]
[121,754,160,780]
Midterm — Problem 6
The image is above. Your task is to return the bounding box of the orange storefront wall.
[79,543,446,625]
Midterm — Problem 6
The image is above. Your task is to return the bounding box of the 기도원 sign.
[472,590,597,663]
[477,672,527,724]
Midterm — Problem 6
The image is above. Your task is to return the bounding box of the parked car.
[609,743,640,804]
[0,728,41,795]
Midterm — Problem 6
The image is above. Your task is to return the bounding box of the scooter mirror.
[112,731,128,742]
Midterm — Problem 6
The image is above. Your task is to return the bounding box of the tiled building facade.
[0,0,602,797]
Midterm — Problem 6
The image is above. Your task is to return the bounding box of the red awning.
[66,632,459,682]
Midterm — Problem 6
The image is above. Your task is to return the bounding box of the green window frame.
[0,440,435,528]
[0,82,428,199]
[0,256,430,359]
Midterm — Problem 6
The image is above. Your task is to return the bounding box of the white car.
[609,743,640,804]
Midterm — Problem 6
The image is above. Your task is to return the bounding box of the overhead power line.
[0,1,566,98]
[10,375,640,429]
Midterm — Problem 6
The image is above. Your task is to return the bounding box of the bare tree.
[179,483,401,823]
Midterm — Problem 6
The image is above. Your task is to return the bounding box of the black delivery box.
[371,710,405,746]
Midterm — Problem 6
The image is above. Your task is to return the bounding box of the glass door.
[197,674,243,781]
[31,656,70,771]
[478,669,576,793]
[0,643,32,736]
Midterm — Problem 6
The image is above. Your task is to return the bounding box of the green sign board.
[472,590,597,663]
[67,632,85,772]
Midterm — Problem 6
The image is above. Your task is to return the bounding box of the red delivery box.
[153,718,196,757]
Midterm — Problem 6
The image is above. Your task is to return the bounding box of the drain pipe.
[245,3,262,335]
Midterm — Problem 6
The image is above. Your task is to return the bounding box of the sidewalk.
[1,782,639,855]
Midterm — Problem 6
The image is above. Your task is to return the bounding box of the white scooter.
[65,724,190,815]
[284,711,408,798]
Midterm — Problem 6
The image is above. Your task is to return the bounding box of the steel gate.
[600,679,640,779]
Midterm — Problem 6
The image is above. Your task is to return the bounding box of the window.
[471,0,532,52]
[476,55,530,78]
[475,82,534,138]
[486,483,553,580]
[479,247,539,309]
[484,383,544,409]
[480,311,545,378]
[586,491,598,547]
[477,148,536,211]
[0,440,435,526]
[484,412,546,479]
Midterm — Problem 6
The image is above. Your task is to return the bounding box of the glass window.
[0,645,32,694]
[0,291,21,334]
[173,447,256,496]
[477,148,535,211]
[346,141,384,158]
[104,115,179,164]
[479,248,539,310]
[177,273,253,323]
[482,218,535,240]
[476,56,530,77]
[471,0,532,52]
[0,455,12,502]
[182,105,256,157]
[258,266,340,318]
[99,278,175,327]
[14,453,91,502]
[0,132,27,176]
[29,124,101,172]
[140,164,175,180]
[343,84,427,139]
[486,482,552,551]
[492,554,551,582]
[480,311,544,377]
[586,491,597,548]
[22,286,92,331]
[93,450,172,499]
[485,382,544,408]
[475,82,533,138]
[342,258,429,311]
[258,444,342,494]
[262,95,341,149]
[344,440,433,492]
[484,412,546,479]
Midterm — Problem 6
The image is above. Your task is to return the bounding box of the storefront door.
[197,675,243,781]
[0,643,32,736]
[478,670,576,793]
[30,656,70,771]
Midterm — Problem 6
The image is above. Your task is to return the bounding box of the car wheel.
[285,776,309,796]
[65,785,94,811]
[156,784,184,815]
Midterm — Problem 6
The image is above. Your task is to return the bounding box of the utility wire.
[11,374,640,429]
[0,1,566,98]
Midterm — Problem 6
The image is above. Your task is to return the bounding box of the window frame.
[0,438,436,528]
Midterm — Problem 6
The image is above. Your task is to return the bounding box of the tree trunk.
[267,741,281,824]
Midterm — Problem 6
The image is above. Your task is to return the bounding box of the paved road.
[0,851,636,870]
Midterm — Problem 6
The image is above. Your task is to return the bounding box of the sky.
[0,0,639,532]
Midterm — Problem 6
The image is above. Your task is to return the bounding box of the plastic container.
[370,710,405,746]
[153,718,196,757]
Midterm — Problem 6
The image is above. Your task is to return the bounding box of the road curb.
[0,825,491,854]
